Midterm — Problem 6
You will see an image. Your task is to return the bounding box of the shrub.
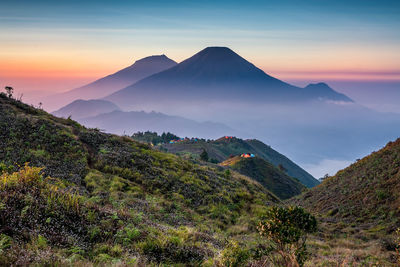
[257,206,317,267]
[200,149,209,162]
[396,228,400,264]
[376,189,388,200]
[36,235,48,249]
[0,234,12,254]
[0,164,42,190]
[115,224,141,245]
[220,240,250,267]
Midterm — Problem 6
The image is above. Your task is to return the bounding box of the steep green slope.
[220,156,305,200]
[292,139,400,229]
[160,136,319,187]
[290,139,400,265]
[245,139,319,187]
[0,93,279,265]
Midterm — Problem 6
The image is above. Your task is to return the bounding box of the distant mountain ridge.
[105,47,352,110]
[78,110,238,139]
[42,55,177,111]
[52,99,120,119]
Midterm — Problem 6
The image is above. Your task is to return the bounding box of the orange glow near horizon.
[1,49,400,94]
[2,66,400,94]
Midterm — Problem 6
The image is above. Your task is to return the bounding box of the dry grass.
[305,231,397,266]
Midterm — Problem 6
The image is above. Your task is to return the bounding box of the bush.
[200,149,209,162]
[115,224,141,245]
[396,228,400,264]
[257,206,317,267]
[0,234,12,254]
[220,240,250,267]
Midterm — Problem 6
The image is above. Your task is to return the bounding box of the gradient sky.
[1,0,400,94]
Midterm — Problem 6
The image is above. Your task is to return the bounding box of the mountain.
[0,92,279,265]
[220,156,305,199]
[104,47,352,110]
[52,99,120,119]
[292,138,400,228]
[160,136,319,187]
[42,55,177,111]
[78,110,238,139]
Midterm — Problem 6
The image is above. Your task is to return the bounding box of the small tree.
[4,86,13,98]
[258,206,317,267]
[200,149,209,162]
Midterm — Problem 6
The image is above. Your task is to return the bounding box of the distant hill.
[161,136,319,187]
[78,110,238,139]
[105,47,352,110]
[292,138,400,230]
[42,55,177,111]
[0,92,279,265]
[52,99,120,119]
[220,156,305,199]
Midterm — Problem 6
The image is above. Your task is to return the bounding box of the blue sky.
[1,0,399,93]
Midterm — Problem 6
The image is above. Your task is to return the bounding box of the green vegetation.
[200,148,209,161]
[161,136,319,187]
[292,139,400,228]
[131,131,180,145]
[221,156,305,199]
[292,138,400,265]
[0,93,283,265]
[2,92,399,265]
[396,228,400,264]
[258,206,317,266]
[220,240,251,267]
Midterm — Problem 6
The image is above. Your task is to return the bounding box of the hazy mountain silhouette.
[78,110,239,138]
[42,55,177,111]
[52,99,120,120]
[105,47,352,109]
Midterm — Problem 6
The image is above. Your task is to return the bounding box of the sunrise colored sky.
[1,0,399,93]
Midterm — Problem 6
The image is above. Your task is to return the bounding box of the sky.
[1,0,400,95]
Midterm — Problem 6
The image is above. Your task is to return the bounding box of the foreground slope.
[161,136,318,187]
[0,93,279,265]
[290,139,400,265]
[220,156,305,199]
[293,139,400,228]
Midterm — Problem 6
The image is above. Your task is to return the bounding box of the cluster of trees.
[200,149,219,164]
[131,131,180,145]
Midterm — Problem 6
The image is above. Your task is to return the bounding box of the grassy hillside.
[292,139,400,227]
[0,93,279,265]
[160,136,319,187]
[220,156,305,200]
[291,139,400,265]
